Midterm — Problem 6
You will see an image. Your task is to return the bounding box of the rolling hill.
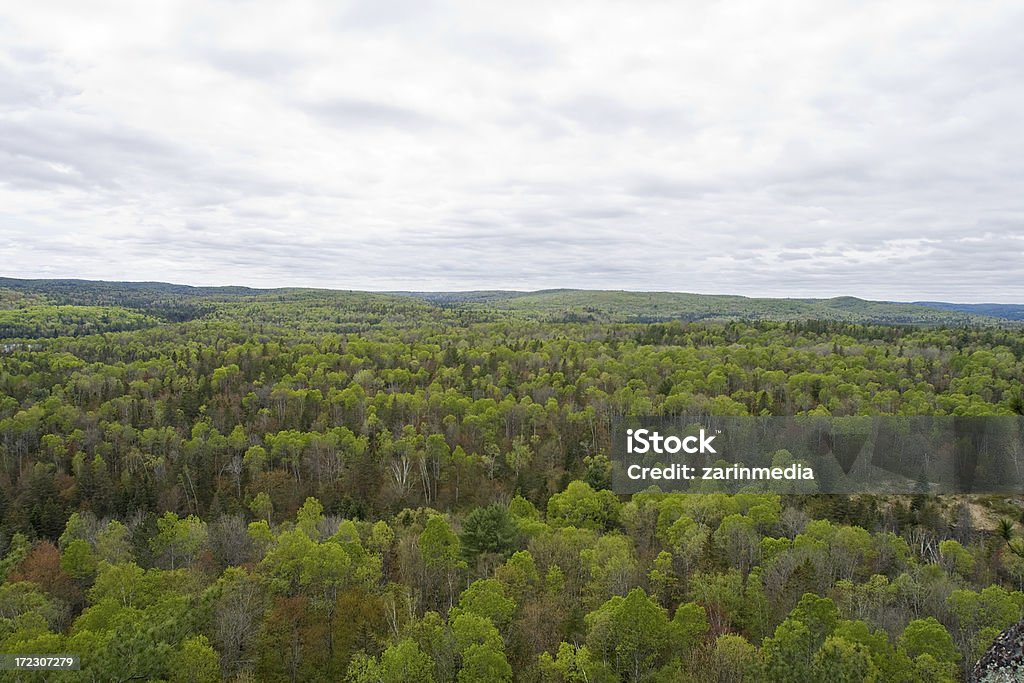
[0,278,1016,333]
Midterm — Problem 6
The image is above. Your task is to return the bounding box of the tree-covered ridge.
[202,290,507,334]
[404,289,1011,326]
[0,280,226,324]
[0,277,1015,329]
[917,301,1024,322]
[0,305,159,340]
[0,288,1023,680]
[0,289,47,310]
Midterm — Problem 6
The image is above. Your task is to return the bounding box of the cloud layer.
[1,1,1023,301]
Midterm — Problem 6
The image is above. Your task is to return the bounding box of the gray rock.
[973,620,1024,682]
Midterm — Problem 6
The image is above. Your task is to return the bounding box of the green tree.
[347,637,437,683]
[168,635,220,683]
[899,617,959,665]
[450,612,503,653]
[95,520,133,564]
[461,504,517,564]
[296,496,324,540]
[420,515,464,610]
[453,579,516,631]
[709,634,763,682]
[811,636,877,683]
[59,538,98,579]
[586,588,672,681]
[547,481,621,531]
[150,512,208,570]
[539,642,616,683]
[458,643,512,683]
[763,618,815,683]
[672,602,709,652]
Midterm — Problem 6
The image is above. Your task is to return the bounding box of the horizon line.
[2,275,1022,307]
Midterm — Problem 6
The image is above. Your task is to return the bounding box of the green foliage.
[671,602,709,652]
[425,289,1008,326]
[0,305,157,339]
[249,491,273,522]
[790,593,840,644]
[420,516,462,569]
[832,619,915,682]
[690,570,747,633]
[494,550,539,601]
[450,612,503,653]
[582,534,638,607]
[452,579,515,630]
[151,512,208,570]
[168,635,220,683]
[59,538,97,578]
[938,539,975,577]
[812,635,878,682]
[96,520,133,564]
[539,642,616,683]
[0,280,1022,679]
[296,496,325,539]
[89,561,146,607]
[586,588,673,681]
[461,504,517,562]
[709,634,763,682]
[911,653,960,682]
[762,594,840,682]
[0,582,63,636]
[547,481,621,531]
[899,617,959,664]
[0,533,30,579]
[349,638,436,683]
[458,643,512,683]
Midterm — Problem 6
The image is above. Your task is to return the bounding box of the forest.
[1,280,1024,681]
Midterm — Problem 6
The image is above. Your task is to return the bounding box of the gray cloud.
[0,0,1023,302]
[554,94,691,135]
[302,97,445,131]
[199,46,306,81]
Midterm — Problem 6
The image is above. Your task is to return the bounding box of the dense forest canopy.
[1,280,1023,681]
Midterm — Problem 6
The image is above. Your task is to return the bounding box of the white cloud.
[0,0,1023,302]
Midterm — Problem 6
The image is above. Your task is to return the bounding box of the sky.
[1,1,1023,302]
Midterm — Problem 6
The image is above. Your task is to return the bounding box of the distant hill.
[0,277,262,322]
[400,289,1008,326]
[914,301,1024,321]
[0,278,1015,331]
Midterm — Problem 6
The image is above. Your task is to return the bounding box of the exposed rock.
[973,619,1024,682]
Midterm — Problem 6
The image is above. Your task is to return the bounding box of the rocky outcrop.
[973,620,1024,682]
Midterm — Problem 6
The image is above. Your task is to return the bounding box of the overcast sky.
[1,1,1023,301]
